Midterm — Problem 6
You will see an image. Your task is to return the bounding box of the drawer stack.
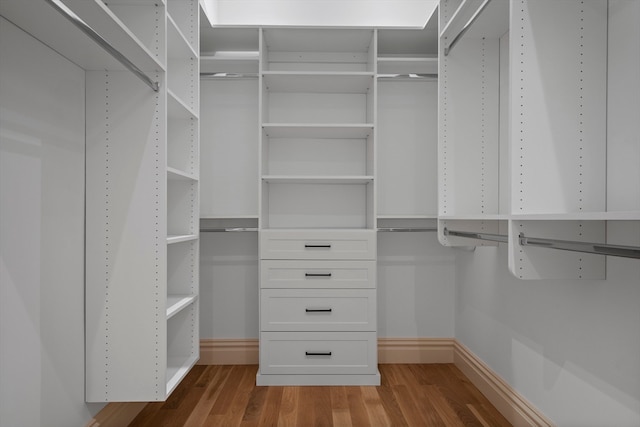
[257,230,380,385]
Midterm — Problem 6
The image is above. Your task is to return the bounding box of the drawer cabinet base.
[256,372,381,386]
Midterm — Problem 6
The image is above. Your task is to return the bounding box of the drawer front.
[260,230,376,260]
[261,289,376,331]
[260,331,377,375]
[260,260,376,289]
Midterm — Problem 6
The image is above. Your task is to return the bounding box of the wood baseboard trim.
[377,337,455,363]
[453,340,555,427]
[198,337,455,366]
[85,402,147,427]
[89,338,552,427]
[198,338,259,365]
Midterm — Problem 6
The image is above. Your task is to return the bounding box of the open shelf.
[263,72,374,93]
[0,0,165,72]
[262,175,374,185]
[262,124,373,139]
[167,234,198,244]
[166,294,197,319]
[167,167,198,181]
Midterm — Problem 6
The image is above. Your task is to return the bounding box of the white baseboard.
[453,341,555,427]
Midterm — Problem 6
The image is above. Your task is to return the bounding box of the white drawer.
[260,230,376,260]
[261,288,376,331]
[260,260,376,289]
[260,331,377,375]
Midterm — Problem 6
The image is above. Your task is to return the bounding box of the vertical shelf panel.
[86,70,168,402]
[438,38,500,216]
[510,0,607,214]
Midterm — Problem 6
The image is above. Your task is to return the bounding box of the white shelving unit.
[437,0,640,279]
[257,28,379,386]
[377,27,438,227]
[200,28,260,220]
[29,0,202,402]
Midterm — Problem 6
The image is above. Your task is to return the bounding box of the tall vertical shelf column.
[257,28,379,386]
[84,0,200,402]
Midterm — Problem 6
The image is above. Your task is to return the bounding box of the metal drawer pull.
[305,308,333,313]
[305,351,332,356]
[304,244,331,249]
[305,273,332,277]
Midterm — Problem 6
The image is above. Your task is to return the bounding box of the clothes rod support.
[444,228,508,243]
[444,0,493,56]
[378,227,437,232]
[200,227,258,232]
[45,0,160,92]
[519,234,640,260]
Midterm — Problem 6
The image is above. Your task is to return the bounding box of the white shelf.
[166,294,197,319]
[510,212,640,221]
[168,91,198,119]
[167,167,198,181]
[438,214,510,221]
[167,234,198,244]
[200,215,259,220]
[262,124,373,139]
[263,175,374,185]
[263,72,374,93]
[440,0,509,44]
[167,14,198,60]
[263,28,374,55]
[166,355,198,397]
[377,56,438,75]
[378,215,438,220]
[0,0,164,72]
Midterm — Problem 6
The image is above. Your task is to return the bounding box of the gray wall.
[0,17,104,427]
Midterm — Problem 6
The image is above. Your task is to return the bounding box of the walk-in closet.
[1,1,638,426]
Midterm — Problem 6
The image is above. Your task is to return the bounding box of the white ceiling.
[201,0,438,29]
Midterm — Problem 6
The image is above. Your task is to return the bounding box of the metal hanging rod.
[378,227,437,232]
[444,228,508,243]
[200,72,259,79]
[444,0,493,56]
[519,234,640,260]
[45,0,160,91]
[200,227,258,233]
[377,74,438,81]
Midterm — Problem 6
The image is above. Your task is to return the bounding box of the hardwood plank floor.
[129,364,512,427]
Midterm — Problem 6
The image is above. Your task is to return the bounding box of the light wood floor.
[129,364,512,426]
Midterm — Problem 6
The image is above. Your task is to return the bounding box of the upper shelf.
[440,0,509,54]
[262,72,374,93]
[262,124,374,139]
[263,28,374,54]
[0,0,165,73]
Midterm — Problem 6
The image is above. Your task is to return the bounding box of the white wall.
[200,232,259,338]
[455,231,640,426]
[455,2,640,425]
[378,232,455,337]
[0,17,104,427]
